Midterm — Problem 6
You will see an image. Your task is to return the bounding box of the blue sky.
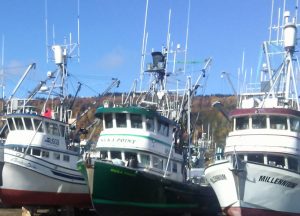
[0,0,296,98]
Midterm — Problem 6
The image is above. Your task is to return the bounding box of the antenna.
[45,0,49,62]
[296,0,299,23]
[1,35,4,108]
[281,0,287,41]
[45,0,80,64]
[276,7,281,43]
[183,0,191,74]
[77,0,80,62]
[52,24,56,47]
[269,0,274,41]
[139,0,149,91]
[163,8,172,89]
[166,9,172,53]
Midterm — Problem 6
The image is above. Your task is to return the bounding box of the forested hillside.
[0,95,236,154]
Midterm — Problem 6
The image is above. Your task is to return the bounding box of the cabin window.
[33,119,44,132]
[63,155,70,162]
[252,115,266,129]
[172,162,178,173]
[32,148,41,156]
[24,118,34,130]
[15,118,24,130]
[7,118,15,130]
[53,152,60,160]
[13,146,24,153]
[267,155,284,167]
[248,154,264,163]
[270,116,287,130]
[104,114,113,128]
[140,154,150,167]
[42,150,49,158]
[166,161,171,171]
[146,116,154,132]
[100,151,108,159]
[153,156,163,169]
[236,117,249,130]
[45,122,60,136]
[237,154,245,161]
[116,113,127,128]
[125,152,137,161]
[125,152,138,167]
[111,151,121,159]
[59,125,65,137]
[288,157,298,171]
[130,114,143,129]
[157,120,169,136]
[290,117,300,132]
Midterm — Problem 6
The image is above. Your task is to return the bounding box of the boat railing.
[6,100,38,115]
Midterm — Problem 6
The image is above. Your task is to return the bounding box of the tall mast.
[139,0,149,91]
[183,0,191,74]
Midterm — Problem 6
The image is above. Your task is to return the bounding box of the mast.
[139,0,149,91]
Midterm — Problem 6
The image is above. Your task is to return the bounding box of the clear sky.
[0,0,297,98]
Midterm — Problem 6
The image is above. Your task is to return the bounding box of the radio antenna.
[1,35,4,106]
[45,0,48,62]
[45,0,80,63]
[77,0,80,62]
[139,0,149,91]
[183,0,191,74]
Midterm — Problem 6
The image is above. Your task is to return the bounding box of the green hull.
[78,160,220,215]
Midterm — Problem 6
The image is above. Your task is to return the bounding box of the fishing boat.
[77,47,220,215]
[0,44,90,209]
[205,2,300,215]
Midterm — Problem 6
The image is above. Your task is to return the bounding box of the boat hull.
[205,160,300,216]
[78,160,220,215]
[0,157,91,207]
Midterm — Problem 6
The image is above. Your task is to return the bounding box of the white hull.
[205,160,300,216]
[0,149,90,207]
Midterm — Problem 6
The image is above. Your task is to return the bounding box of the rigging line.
[68,74,101,95]
[78,82,99,96]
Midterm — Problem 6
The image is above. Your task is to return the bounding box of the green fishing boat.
[77,46,220,215]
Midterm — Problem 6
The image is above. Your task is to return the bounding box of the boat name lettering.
[258,175,297,188]
[210,174,227,183]
[110,168,136,177]
[100,137,136,145]
[11,157,35,169]
[44,137,59,146]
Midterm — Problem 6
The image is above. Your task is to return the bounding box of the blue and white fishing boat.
[0,44,90,208]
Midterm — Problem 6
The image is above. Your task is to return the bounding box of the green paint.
[93,198,198,208]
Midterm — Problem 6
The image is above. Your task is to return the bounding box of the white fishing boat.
[0,44,90,208]
[205,1,300,215]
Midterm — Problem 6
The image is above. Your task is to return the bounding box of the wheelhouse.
[93,106,184,179]
[5,114,67,138]
[226,108,300,173]
[96,106,173,138]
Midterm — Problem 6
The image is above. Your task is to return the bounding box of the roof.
[229,107,300,118]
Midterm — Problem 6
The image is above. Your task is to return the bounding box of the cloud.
[4,60,25,76]
[97,48,125,71]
